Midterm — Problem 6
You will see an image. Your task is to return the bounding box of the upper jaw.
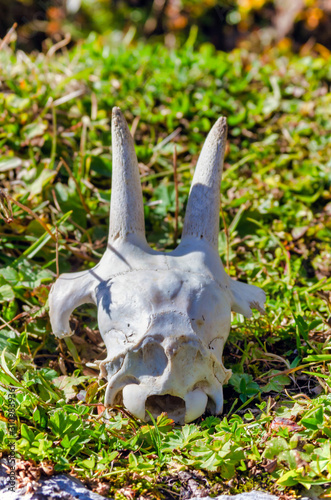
[103,351,226,423]
[122,384,210,424]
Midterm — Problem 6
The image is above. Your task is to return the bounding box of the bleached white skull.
[49,108,265,424]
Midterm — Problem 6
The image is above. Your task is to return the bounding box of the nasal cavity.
[145,394,186,424]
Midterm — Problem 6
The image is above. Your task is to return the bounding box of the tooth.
[104,369,126,406]
[207,385,224,415]
[122,384,148,420]
[184,389,208,423]
[214,389,223,414]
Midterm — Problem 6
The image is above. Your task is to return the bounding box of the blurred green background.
[1,0,331,52]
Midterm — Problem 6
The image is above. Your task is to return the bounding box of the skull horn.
[109,107,145,242]
[182,117,227,249]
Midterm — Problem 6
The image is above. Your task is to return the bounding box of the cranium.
[49,108,265,424]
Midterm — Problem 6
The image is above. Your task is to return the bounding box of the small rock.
[0,462,106,500]
[189,492,279,500]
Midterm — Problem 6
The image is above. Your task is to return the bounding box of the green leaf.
[263,437,289,459]
[20,423,35,443]
[85,382,98,404]
[0,285,15,303]
[0,267,19,286]
[301,407,324,430]
[22,122,47,140]
[33,407,48,429]
[0,348,20,384]
[303,354,331,362]
[60,435,71,449]
[262,373,291,393]
[277,469,301,486]
[0,157,22,172]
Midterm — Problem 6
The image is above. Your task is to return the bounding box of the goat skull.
[49,108,265,424]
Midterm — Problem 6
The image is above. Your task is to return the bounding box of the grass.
[0,30,330,499]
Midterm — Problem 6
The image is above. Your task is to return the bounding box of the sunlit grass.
[0,33,330,498]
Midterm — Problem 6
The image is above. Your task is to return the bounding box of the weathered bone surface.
[49,107,266,424]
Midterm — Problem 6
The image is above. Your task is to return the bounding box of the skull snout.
[117,336,210,423]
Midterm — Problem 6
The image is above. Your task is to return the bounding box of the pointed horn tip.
[213,116,228,137]
[112,106,126,127]
[112,106,122,116]
[112,107,134,141]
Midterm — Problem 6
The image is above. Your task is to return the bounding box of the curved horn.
[108,107,145,242]
[182,117,227,249]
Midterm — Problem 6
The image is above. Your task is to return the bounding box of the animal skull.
[49,108,265,424]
